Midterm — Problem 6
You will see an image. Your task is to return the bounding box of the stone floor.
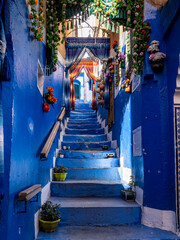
[37,225,180,240]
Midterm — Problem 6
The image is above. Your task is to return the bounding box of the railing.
[40,107,66,159]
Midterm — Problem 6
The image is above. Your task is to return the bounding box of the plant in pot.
[39,201,61,233]
[58,151,64,159]
[53,165,68,181]
[121,175,136,201]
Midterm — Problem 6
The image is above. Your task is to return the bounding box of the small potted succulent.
[39,201,61,233]
[53,165,68,181]
[58,151,65,159]
[121,175,136,201]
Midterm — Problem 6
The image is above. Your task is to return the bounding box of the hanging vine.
[28,0,45,41]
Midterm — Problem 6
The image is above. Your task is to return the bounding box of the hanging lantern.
[71,20,74,29]
[116,24,119,33]
[112,23,115,33]
[108,22,111,31]
[75,19,78,28]
[67,22,69,31]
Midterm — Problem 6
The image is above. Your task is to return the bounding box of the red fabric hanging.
[69,59,98,110]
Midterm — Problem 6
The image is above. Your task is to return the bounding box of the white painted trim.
[41,182,51,205]
[34,182,51,239]
[119,166,132,183]
[116,147,120,158]
[135,186,144,205]
[142,207,177,233]
[111,140,117,149]
[58,51,66,67]
[34,210,40,239]
[107,131,112,141]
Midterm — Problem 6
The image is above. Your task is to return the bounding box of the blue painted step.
[59,150,116,159]
[56,157,119,168]
[51,180,126,197]
[49,197,141,226]
[65,167,121,180]
[68,119,98,124]
[61,141,111,150]
[63,134,107,142]
[67,123,101,129]
[70,111,96,116]
[65,128,104,135]
[69,115,97,119]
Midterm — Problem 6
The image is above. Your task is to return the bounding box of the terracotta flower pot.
[125,85,131,93]
[43,103,50,112]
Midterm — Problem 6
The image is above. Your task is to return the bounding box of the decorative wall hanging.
[28,0,44,41]
[148,40,166,73]
[43,87,57,112]
[92,0,151,75]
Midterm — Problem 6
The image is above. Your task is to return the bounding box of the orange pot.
[125,85,131,93]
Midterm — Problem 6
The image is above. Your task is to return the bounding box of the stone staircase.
[38,102,141,239]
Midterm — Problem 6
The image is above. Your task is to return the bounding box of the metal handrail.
[40,107,66,159]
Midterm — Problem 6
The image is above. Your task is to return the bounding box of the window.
[37,60,44,96]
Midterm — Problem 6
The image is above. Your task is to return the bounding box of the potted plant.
[58,151,64,158]
[53,165,68,181]
[121,175,136,201]
[39,201,61,233]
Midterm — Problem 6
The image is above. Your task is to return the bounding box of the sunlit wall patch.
[28,117,34,135]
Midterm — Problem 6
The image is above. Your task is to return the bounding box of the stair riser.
[63,135,107,142]
[59,150,116,159]
[51,183,124,197]
[68,119,98,124]
[56,158,119,169]
[61,141,111,150]
[69,115,97,120]
[70,112,96,116]
[59,207,141,226]
[67,124,101,129]
[66,168,121,181]
[65,129,104,135]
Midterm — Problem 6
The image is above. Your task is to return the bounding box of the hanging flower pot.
[43,103,50,112]
[53,65,57,72]
[100,84,105,90]
[125,85,131,93]
[151,62,164,73]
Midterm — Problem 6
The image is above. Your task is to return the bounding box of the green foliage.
[129,175,136,190]
[54,165,68,173]
[40,201,61,221]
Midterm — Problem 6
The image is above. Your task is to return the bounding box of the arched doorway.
[74,80,81,100]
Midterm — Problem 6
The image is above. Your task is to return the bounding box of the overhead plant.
[43,86,57,112]
[91,0,151,75]
[46,0,61,72]
[28,0,45,41]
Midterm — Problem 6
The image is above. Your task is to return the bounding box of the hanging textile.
[65,38,110,114]
[0,0,8,81]
[69,59,98,110]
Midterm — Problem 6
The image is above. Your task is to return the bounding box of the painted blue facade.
[98,0,180,214]
[0,0,180,239]
[0,1,65,240]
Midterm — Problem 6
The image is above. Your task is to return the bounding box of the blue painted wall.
[0,1,65,239]
[97,1,179,213]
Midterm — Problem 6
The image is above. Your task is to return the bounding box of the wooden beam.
[40,121,60,159]
[18,184,42,201]
[58,107,66,121]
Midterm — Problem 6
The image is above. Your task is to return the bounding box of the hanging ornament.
[67,21,69,30]
[108,22,111,31]
[116,24,119,34]
[75,19,78,28]
[112,23,115,33]
[71,20,74,29]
